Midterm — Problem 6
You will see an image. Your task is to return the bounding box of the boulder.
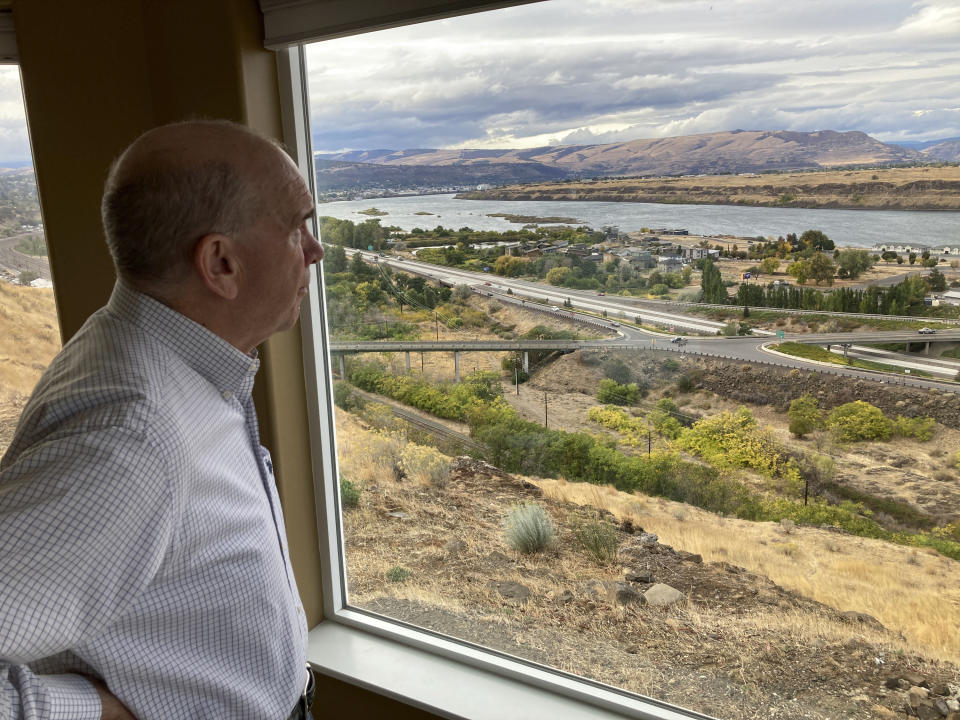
[643,583,685,607]
[488,580,530,604]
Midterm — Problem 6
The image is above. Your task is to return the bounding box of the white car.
[917,327,937,335]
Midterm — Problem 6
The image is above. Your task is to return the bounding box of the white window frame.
[278,43,713,720]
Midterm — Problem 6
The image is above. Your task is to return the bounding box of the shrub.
[596,378,644,405]
[649,397,683,439]
[339,476,361,509]
[333,381,364,412]
[400,443,451,486]
[891,415,936,442]
[675,374,695,394]
[386,566,412,583]
[602,357,632,384]
[788,394,823,438]
[677,407,798,485]
[661,358,680,372]
[826,401,892,443]
[572,516,619,564]
[503,502,554,553]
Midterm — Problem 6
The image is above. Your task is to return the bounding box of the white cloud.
[306,0,960,151]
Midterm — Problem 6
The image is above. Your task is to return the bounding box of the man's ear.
[194,233,241,300]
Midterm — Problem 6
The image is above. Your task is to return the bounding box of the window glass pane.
[0,66,59,456]
[305,3,960,718]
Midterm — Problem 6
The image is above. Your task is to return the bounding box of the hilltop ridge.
[314,129,950,194]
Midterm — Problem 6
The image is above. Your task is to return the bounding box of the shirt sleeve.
[0,425,176,717]
[1,668,101,720]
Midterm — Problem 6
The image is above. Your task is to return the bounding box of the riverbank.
[456,166,960,211]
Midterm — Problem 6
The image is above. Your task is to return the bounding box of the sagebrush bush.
[339,476,361,509]
[572,516,619,564]
[503,502,554,553]
[386,566,412,583]
[400,443,451,486]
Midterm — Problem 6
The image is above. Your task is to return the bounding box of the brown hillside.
[0,281,60,453]
[458,165,960,211]
[326,130,921,177]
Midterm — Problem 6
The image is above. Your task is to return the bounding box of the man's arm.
[1,667,101,720]
[0,427,175,720]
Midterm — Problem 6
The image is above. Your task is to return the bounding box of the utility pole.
[515,360,519,395]
[543,391,548,429]
[435,312,439,341]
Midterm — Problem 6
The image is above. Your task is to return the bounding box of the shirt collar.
[107,281,260,400]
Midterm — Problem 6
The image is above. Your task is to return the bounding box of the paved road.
[344,249,960,392]
[0,234,51,281]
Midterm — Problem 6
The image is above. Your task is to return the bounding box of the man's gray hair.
[101,158,259,284]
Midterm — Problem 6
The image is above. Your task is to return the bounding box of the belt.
[288,665,316,720]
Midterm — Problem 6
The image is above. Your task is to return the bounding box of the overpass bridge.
[782,329,960,355]
[329,339,588,379]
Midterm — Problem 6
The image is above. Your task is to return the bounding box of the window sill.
[307,611,708,720]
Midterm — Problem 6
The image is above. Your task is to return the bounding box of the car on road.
[484,281,491,286]
[671,336,686,344]
[550,305,560,311]
[917,327,937,334]
[597,291,605,296]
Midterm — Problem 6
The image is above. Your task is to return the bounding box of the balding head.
[101,120,290,288]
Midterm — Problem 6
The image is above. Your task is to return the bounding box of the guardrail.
[590,343,960,394]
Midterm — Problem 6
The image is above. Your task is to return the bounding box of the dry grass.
[332,407,960,717]
[539,478,960,663]
[0,281,60,453]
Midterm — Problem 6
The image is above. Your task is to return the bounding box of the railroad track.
[347,386,486,453]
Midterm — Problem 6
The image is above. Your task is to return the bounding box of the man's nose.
[305,231,323,264]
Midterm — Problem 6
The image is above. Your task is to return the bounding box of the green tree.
[800,229,834,251]
[787,259,811,285]
[760,256,780,275]
[546,266,570,286]
[836,249,874,279]
[808,253,836,285]
[788,394,823,438]
[927,267,947,292]
[700,258,727,304]
[325,244,348,273]
[349,251,372,278]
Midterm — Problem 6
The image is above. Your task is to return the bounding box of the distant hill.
[313,157,566,194]
[920,139,960,162]
[316,129,926,192]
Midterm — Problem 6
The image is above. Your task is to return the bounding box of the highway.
[339,249,960,390]
[0,233,51,281]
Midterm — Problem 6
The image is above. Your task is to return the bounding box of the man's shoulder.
[11,309,198,449]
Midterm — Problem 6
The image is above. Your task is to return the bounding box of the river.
[318,194,960,250]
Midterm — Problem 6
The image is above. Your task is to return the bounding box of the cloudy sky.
[0,67,31,163]
[305,0,960,153]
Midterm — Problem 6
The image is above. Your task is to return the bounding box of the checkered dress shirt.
[1,282,308,719]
